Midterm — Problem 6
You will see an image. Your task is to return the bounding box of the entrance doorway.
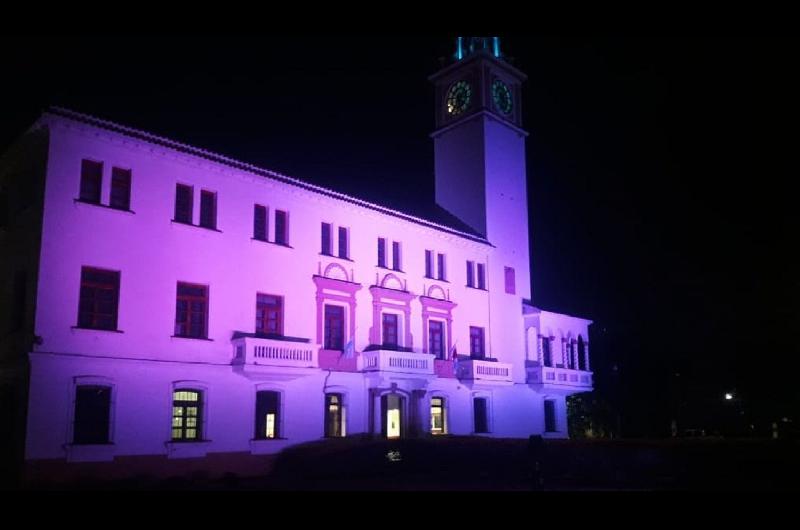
[381,394,404,438]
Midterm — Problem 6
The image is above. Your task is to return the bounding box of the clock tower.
[431,37,532,372]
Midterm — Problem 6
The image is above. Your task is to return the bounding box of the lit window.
[255,391,280,439]
[172,389,202,441]
[325,393,345,438]
[431,397,446,435]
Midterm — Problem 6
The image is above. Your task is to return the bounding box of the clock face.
[492,79,513,115]
[446,80,472,116]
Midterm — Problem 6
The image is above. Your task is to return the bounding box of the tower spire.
[454,36,501,61]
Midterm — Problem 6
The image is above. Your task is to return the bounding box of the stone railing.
[232,335,318,368]
[361,349,435,375]
[457,359,513,384]
[527,365,593,388]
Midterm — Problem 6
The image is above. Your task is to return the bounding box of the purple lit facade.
[4,40,593,480]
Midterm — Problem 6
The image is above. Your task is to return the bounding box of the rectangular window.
[79,159,103,204]
[199,190,217,229]
[428,320,444,359]
[392,241,401,271]
[470,326,485,359]
[78,267,120,331]
[174,184,193,224]
[73,385,111,444]
[542,337,552,367]
[504,266,516,294]
[338,226,348,259]
[255,391,280,439]
[325,393,344,438]
[477,263,486,290]
[437,253,446,281]
[109,167,131,210]
[425,250,434,278]
[431,397,445,435]
[382,313,399,349]
[474,397,489,433]
[254,205,267,241]
[255,294,283,335]
[324,304,345,351]
[172,389,202,441]
[321,223,333,255]
[466,261,475,288]
[275,210,288,245]
[377,238,386,267]
[175,282,208,339]
[544,400,557,432]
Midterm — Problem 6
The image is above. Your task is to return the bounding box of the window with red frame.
[78,267,120,331]
[256,294,283,335]
[175,283,208,338]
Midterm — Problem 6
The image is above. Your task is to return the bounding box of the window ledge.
[65,443,116,462]
[254,238,293,249]
[466,285,488,292]
[74,198,135,214]
[165,440,212,459]
[71,326,124,334]
[170,220,223,233]
[320,253,353,262]
[171,335,214,341]
[425,276,449,284]
[377,265,405,274]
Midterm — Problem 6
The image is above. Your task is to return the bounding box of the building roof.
[43,107,490,245]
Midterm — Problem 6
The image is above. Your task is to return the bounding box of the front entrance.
[381,394,405,438]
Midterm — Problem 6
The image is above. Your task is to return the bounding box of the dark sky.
[1,31,792,435]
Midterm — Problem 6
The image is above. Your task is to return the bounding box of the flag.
[343,337,355,359]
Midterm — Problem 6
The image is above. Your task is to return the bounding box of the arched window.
[578,335,586,371]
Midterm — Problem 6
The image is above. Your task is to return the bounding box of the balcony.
[457,359,513,385]
[232,334,318,369]
[527,364,593,391]
[361,349,435,375]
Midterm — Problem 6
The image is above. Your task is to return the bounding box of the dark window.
[324,305,345,351]
[175,283,208,338]
[567,341,576,369]
[578,336,586,371]
[469,327,485,359]
[12,270,26,331]
[428,320,444,359]
[110,167,131,210]
[431,397,445,435]
[255,390,280,439]
[172,389,202,441]
[254,205,267,241]
[275,210,288,245]
[78,267,120,331]
[79,159,102,204]
[321,223,332,255]
[338,226,348,259]
[377,238,386,267]
[466,261,475,288]
[425,250,434,278]
[392,241,401,271]
[325,393,344,438]
[256,294,283,335]
[504,266,516,294]
[477,263,486,290]
[73,385,111,444]
[199,190,216,229]
[544,400,557,432]
[437,253,446,281]
[382,313,399,348]
[174,184,193,224]
[473,397,488,433]
[542,337,552,367]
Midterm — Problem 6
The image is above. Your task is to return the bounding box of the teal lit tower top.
[455,37,501,61]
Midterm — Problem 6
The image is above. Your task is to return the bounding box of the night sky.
[1,31,792,436]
